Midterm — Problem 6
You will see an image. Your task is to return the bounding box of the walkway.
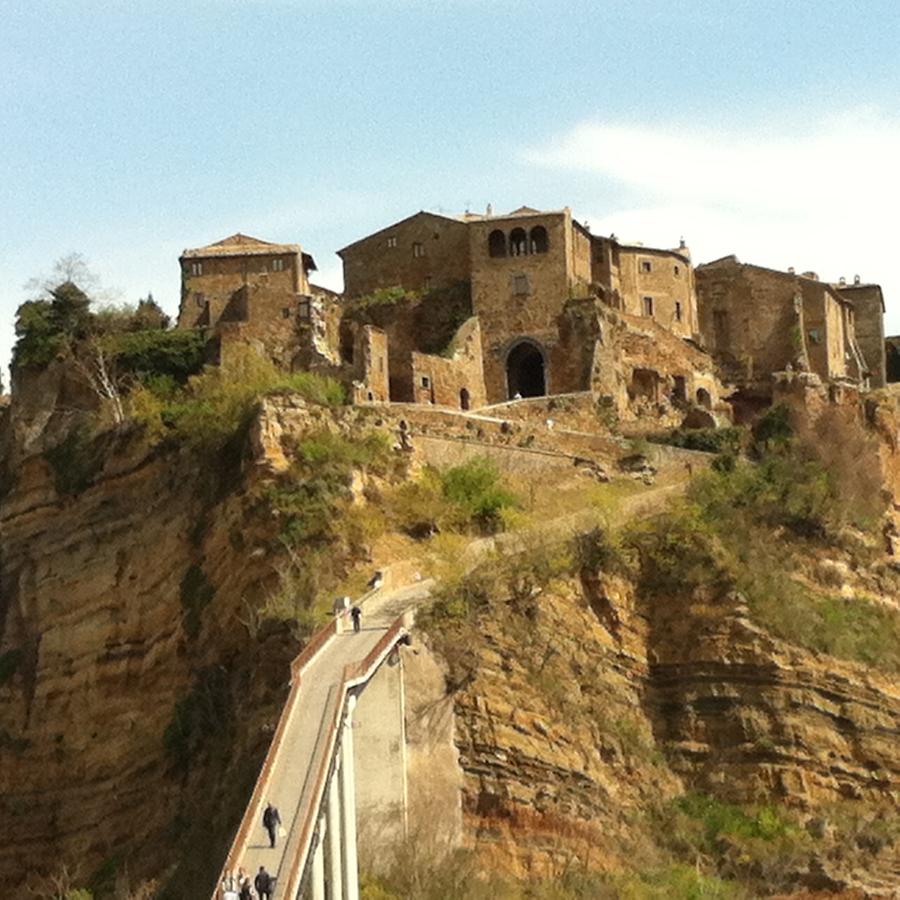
[218,582,433,898]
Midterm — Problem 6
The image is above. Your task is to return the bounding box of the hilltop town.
[174,204,887,426]
[1,206,899,899]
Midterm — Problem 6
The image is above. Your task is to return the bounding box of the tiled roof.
[181,233,302,259]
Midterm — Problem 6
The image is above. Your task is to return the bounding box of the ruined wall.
[410,317,486,410]
[351,326,390,404]
[215,282,308,369]
[339,213,470,298]
[696,260,805,387]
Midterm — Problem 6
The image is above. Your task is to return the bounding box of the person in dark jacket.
[254,866,274,900]
[262,801,282,848]
[239,879,253,900]
[350,606,362,633]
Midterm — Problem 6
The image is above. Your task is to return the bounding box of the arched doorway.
[459,387,470,410]
[696,387,711,409]
[506,341,546,398]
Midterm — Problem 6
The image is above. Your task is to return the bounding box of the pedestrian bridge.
[213,582,429,900]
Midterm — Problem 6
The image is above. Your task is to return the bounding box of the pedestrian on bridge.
[350,605,362,633]
[255,866,275,900]
[238,879,253,900]
[262,801,282,848]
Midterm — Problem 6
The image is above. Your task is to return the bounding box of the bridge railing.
[212,614,341,899]
[277,617,409,899]
[212,611,408,900]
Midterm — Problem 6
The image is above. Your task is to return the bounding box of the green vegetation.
[625,422,899,671]
[345,286,412,312]
[0,648,23,685]
[43,425,105,495]
[179,564,215,639]
[106,328,206,384]
[163,666,232,774]
[649,426,744,455]
[130,346,345,453]
[387,457,519,537]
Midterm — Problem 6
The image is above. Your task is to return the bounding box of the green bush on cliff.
[44,425,105,495]
[387,457,519,538]
[179,564,215,639]
[130,345,345,453]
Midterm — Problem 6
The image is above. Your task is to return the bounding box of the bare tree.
[66,334,127,424]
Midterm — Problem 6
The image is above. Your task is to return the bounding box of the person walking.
[262,801,282,849]
[255,866,274,900]
[350,605,362,633]
[238,879,253,900]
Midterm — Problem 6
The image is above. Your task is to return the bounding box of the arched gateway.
[506,340,546,398]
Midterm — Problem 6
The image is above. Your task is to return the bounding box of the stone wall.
[351,326,390,404]
[177,251,305,330]
[410,317,486,410]
[469,211,575,402]
[616,245,696,338]
[696,259,804,386]
[839,284,886,388]
[339,212,470,298]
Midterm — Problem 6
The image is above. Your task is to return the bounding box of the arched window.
[509,227,528,257]
[530,225,549,254]
[488,229,507,258]
[696,387,712,409]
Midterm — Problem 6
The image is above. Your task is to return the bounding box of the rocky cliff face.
[0,397,365,894]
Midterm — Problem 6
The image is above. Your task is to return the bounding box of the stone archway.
[506,340,546,398]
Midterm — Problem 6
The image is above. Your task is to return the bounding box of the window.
[190,261,203,276]
[194,292,206,308]
[282,308,292,319]
[412,242,425,258]
[642,296,654,317]
[272,258,285,272]
[509,227,528,256]
[298,299,311,319]
[421,375,431,388]
[641,260,652,273]
[529,225,549,254]
[386,236,397,248]
[488,229,507,258]
[675,301,682,322]
[513,274,529,296]
[808,328,821,344]
[674,265,680,276]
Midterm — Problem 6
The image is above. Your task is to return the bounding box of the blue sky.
[3,0,900,385]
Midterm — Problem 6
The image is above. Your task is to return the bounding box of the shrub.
[439,457,519,533]
[179,564,215,639]
[106,328,207,383]
[135,347,345,453]
[0,648,23,685]
[163,666,231,773]
[44,425,104,495]
[650,426,744,455]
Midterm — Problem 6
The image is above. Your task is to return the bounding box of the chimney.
[486,203,493,217]
[854,274,861,285]
[839,276,846,285]
[788,266,795,274]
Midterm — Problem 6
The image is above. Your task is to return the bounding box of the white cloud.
[527,110,900,333]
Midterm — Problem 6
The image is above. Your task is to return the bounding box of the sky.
[3,0,900,387]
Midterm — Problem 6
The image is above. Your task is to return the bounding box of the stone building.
[176,210,885,428]
[832,278,886,388]
[338,205,710,414]
[695,257,870,420]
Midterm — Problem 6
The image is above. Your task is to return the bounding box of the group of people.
[220,802,283,899]
[220,865,274,900]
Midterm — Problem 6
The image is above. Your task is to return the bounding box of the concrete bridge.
[213,581,432,900]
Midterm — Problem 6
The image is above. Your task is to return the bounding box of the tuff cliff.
[1,384,899,898]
